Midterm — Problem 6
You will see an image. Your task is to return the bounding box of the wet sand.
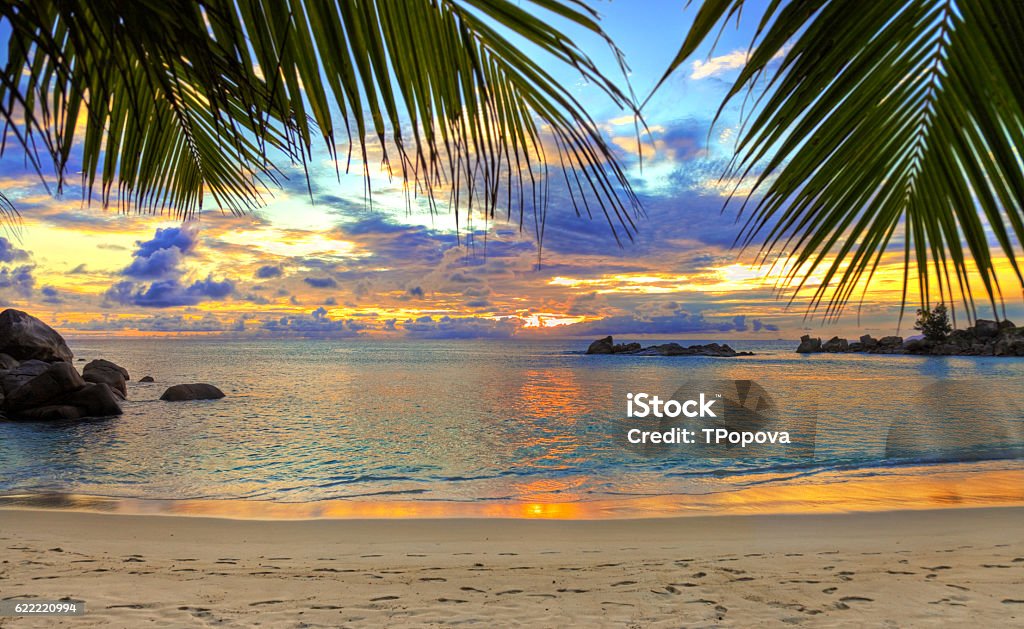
[1,507,1022,627]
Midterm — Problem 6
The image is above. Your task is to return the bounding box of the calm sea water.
[1,338,1022,509]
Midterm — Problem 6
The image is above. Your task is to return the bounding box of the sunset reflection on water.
[3,463,1022,520]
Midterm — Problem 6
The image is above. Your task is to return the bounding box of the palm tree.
[655,0,1024,324]
[0,0,641,243]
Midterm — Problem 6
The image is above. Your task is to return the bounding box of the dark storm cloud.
[260,307,364,337]
[0,237,29,263]
[304,276,337,288]
[106,275,235,308]
[255,265,283,279]
[106,224,235,307]
[0,264,34,297]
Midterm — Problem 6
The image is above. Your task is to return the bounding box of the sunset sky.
[1,0,1021,339]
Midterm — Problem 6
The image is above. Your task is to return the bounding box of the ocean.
[1,337,1023,516]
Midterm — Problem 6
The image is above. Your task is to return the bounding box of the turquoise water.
[1,338,1022,504]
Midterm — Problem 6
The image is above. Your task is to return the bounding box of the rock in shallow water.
[584,337,752,357]
[795,335,822,353]
[0,352,18,370]
[585,336,614,354]
[82,359,129,398]
[6,362,85,412]
[0,309,74,363]
[160,383,225,401]
[0,360,50,396]
[63,382,123,417]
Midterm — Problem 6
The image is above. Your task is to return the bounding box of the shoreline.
[3,460,1024,521]
[3,506,1022,626]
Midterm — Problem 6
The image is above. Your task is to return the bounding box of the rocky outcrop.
[821,336,849,352]
[585,337,753,357]
[0,309,74,362]
[1,361,122,420]
[160,383,226,401]
[82,359,129,398]
[796,335,822,353]
[5,362,85,412]
[585,336,615,354]
[0,311,122,420]
[974,319,1000,339]
[0,360,49,397]
[0,353,18,370]
[795,320,1024,357]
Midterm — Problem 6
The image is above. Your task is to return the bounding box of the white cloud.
[690,46,790,80]
[691,49,751,79]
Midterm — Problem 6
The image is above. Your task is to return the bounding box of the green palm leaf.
[0,0,640,242]
[656,0,1024,323]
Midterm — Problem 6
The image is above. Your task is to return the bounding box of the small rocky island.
[796,318,1024,356]
[0,309,225,421]
[585,335,753,357]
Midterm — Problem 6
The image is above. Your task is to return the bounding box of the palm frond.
[0,0,641,241]
[657,0,1024,322]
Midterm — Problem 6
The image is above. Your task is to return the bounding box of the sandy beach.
[1,507,1022,627]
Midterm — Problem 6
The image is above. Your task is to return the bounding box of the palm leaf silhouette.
[655,0,1024,323]
[0,0,640,243]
